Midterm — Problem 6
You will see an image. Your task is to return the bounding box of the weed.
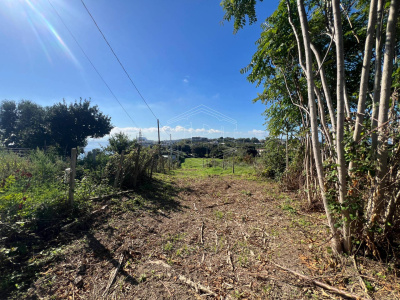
[270,229,280,237]
[163,241,173,252]
[280,203,296,214]
[364,280,374,291]
[233,290,244,299]
[297,218,312,227]
[138,273,147,283]
[214,210,224,220]
[241,190,252,196]
[262,284,272,294]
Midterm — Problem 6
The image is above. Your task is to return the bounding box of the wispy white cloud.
[183,75,190,84]
[86,127,265,151]
[249,129,266,135]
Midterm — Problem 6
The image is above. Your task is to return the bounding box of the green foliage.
[220,0,261,33]
[191,144,208,158]
[178,158,255,177]
[105,145,159,188]
[46,99,112,156]
[259,138,285,178]
[107,132,136,154]
[0,99,113,156]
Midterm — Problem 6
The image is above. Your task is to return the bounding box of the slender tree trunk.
[297,0,342,254]
[369,0,400,228]
[371,0,385,154]
[310,43,336,137]
[305,136,312,205]
[315,87,333,149]
[353,0,378,143]
[348,0,379,239]
[286,129,289,173]
[343,81,351,118]
[332,0,351,253]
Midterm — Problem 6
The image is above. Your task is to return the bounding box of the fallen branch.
[61,205,108,231]
[227,251,234,271]
[148,260,171,269]
[162,281,173,297]
[90,190,134,202]
[200,222,204,244]
[103,254,124,297]
[271,261,368,300]
[351,256,372,300]
[178,274,216,296]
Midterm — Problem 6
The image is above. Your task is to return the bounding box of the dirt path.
[24,174,399,299]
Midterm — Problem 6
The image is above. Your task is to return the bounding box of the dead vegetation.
[5,173,400,299]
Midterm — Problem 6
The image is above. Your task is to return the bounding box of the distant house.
[162,154,177,161]
[257,149,265,155]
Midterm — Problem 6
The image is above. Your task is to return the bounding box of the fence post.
[232,156,235,174]
[68,148,77,207]
[114,150,125,188]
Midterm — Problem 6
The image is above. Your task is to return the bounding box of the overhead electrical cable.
[47,0,139,128]
[80,0,158,120]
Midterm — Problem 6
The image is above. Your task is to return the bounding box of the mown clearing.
[8,160,400,299]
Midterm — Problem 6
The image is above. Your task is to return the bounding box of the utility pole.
[157,119,161,145]
[139,129,142,146]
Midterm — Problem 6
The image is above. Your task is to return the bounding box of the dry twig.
[271,261,368,300]
[227,251,234,271]
[200,221,204,244]
[351,256,372,300]
[178,274,216,296]
[103,254,124,297]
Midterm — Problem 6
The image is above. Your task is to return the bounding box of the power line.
[81,0,158,120]
[47,0,139,128]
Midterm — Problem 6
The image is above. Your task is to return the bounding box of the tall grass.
[177,158,256,177]
[0,149,71,228]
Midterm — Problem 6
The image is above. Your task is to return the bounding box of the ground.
[4,161,400,299]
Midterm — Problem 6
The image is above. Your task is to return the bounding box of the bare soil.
[15,173,400,299]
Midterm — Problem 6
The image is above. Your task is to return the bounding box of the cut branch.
[271,262,368,300]
[103,254,124,297]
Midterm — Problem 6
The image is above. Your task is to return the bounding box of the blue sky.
[0,0,280,148]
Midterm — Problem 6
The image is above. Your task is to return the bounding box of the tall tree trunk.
[297,0,342,254]
[315,87,333,150]
[332,0,351,253]
[343,81,351,118]
[348,0,379,240]
[352,0,378,144]
[371,0,385,154]
[305,136,312,205]
[286,129,289,174]
[369,0,400,228]
[310,43,336,137]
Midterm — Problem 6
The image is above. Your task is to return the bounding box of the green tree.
[46,99,113,155]
[16,100,48,149]
[0,100,18,147]
[221,0,400,254]
[107,132,135,154]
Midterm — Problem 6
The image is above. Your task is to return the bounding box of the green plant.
[138,273,147,283]
[214,210,224,220]
[164,241,173,252]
